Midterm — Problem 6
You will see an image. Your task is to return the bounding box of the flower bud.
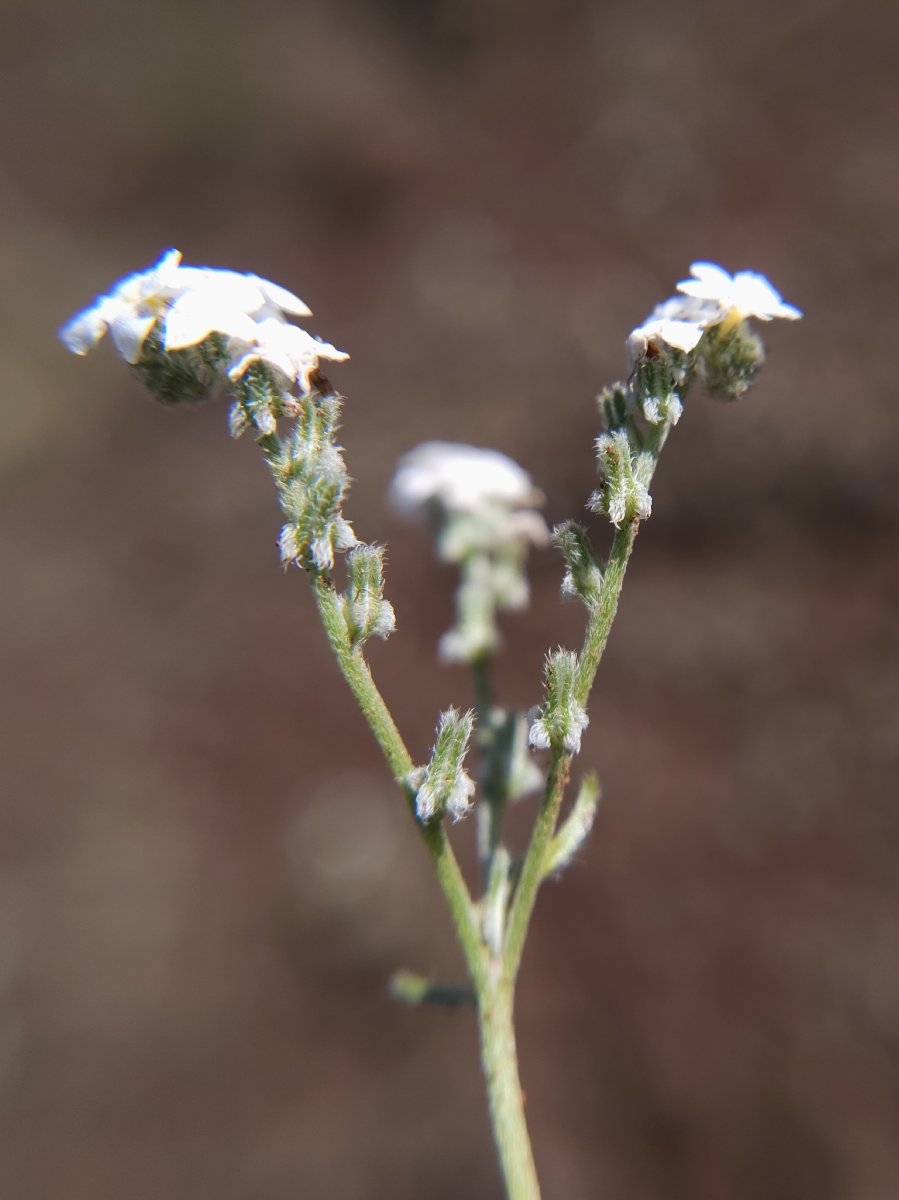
[132,324,225,406]
[528,650,589,755]
[409,708,476,824]
[553,521,603,609]
[343,545,396,646]
[274,396,357,571]
[696,321,766,401]
[597,382,636,436]
[590,431,652,526]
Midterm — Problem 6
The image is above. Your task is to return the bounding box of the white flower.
[390,442,543,516]
[676,261,802,322]
[227,317,349,391]
[628,316,706,356]
[60,248,314,364]
[627,294,723,357]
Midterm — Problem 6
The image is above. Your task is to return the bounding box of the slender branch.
[390,970,475,1008]
[309,573,488,990]
[311,574,414,781]
[504,518,641,980]
[575,521,639,703]
[503,749,570,980]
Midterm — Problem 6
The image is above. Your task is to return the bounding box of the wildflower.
[676,261,802,323]
[391,442,549,569]
[627,315,706,357]
[627,294,719,357]
[390,442,544,519]
[392,442,549,663]
[60,248,313,365]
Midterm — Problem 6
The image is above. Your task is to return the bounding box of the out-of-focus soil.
[2,1,898,1196]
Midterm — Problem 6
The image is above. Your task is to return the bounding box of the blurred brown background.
[3,0,898,1196]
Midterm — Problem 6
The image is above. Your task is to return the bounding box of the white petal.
[173,268,266,314]
[109,311,158,363]
[650,294,722,324]
[676,261,734,303]
[59,302,109,355]
[138,248,184,298]
[629,317,706,355]
[689,261,733,289]
[231,320,349,387]
[253,276,312,317]
[228,344,295,382]
[310,336,349,364]
[163,291,259,350]
[731,271,802,320]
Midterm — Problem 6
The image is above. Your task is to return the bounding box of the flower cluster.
[585,263,803,530]
[391,442,549,662]
[627,262,802,360]
[60,249,347,407]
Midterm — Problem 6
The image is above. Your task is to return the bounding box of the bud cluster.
[60,249,367,581]
[59,249,347,412]
[270,393,357,573]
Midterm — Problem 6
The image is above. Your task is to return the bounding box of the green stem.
[309,573,488,991]
[574,521,638,703]
[472,654,505,876]
[504,519,640,981]
[503,749,570,981]
[478,971,541,1200]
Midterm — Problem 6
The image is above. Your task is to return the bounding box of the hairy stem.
[478,971,541,1200]
[309,573,488,990]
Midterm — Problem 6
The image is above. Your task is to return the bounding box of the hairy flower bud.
[343,545,396,646]
[528,650,589,755]
[409,708,476,824]
[696,321,766,401]
[590,431,652,526]
[553,521,603,609]
[274,396,357,571]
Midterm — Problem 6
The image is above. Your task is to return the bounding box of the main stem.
[478,970,541,1200]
